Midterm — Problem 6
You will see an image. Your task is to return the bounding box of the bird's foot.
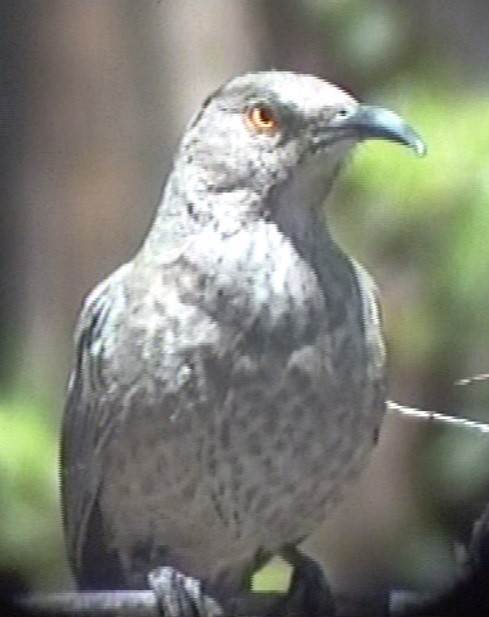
[149,567,223,617]
[278,546,336,617]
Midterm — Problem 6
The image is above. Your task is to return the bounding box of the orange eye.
[244,104,279,133]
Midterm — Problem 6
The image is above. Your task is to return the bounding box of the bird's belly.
[101,334,382,575]
[211,385,380,553]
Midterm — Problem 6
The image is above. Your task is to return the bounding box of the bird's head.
[170,71,425,230]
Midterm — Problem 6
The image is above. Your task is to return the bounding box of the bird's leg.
[278,545,336,617]
[149,567,223,617]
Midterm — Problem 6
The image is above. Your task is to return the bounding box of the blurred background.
[2,0,489,605]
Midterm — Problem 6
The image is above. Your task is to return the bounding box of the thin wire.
[387,400,489,434]
[455,373,489,387]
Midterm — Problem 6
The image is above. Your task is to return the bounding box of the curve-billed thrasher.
[61,72,425,616]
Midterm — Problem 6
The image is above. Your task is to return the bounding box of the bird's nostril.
[334,107,353,121]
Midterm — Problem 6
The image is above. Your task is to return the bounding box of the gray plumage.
[60,71,423,605]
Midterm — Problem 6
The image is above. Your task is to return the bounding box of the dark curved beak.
[331,104,427,157]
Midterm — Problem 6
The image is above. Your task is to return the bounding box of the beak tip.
[412,137,427,158]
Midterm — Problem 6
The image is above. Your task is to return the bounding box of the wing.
[350,259,387,409]
[60,264,129,584]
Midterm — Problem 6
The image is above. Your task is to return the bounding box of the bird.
[60,71,425,616]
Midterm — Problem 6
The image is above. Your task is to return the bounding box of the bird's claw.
[149,567,223,617]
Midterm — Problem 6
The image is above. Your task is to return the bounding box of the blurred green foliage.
[253,557,292,592]
[335,83,489,411]
[0,396,65,589]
